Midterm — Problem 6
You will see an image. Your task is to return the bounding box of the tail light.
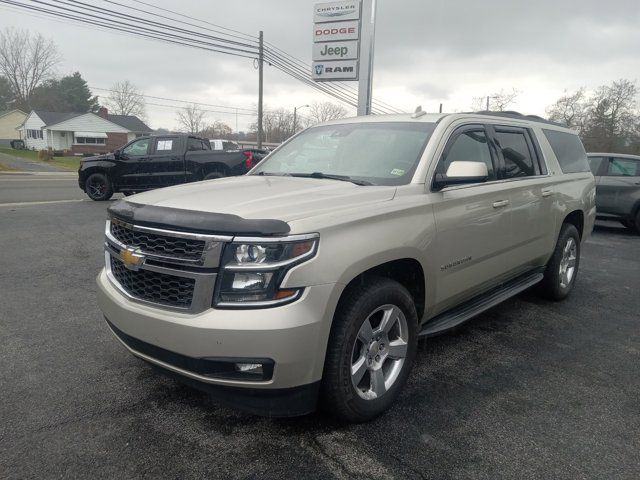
[243,150,254,170]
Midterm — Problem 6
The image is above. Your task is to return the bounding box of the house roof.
[107,114,151,133]
[34,110,81,126]
[30,110,150,133]
[0,109,27,119]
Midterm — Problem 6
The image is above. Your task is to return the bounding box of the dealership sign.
[312,1,361,81]
[313,1,360,22]
[313,40,358,61]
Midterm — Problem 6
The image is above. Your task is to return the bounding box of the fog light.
[234,363,263,375]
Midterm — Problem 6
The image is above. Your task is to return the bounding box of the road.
[1,175,639,479]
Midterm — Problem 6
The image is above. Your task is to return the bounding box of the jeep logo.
[319,44,349,58]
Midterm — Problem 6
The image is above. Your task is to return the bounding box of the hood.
[128,175,397,223]
[82,152,115,162]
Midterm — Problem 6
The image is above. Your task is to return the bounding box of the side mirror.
[433,161,488,190]
[113,149,121,159]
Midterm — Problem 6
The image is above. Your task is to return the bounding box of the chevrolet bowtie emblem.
[120,247,145,270]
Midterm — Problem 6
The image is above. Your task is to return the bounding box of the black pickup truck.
[78,134,258,201]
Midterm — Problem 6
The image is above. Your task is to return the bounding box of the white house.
[20,108,151,154]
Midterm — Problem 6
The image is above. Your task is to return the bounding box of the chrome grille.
[110,256,195,308]
[110,220,205,261]
[104,217,231,313]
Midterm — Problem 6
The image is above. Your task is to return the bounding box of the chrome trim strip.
[111,216,233,242]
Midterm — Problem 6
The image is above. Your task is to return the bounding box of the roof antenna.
[411,105,426,118]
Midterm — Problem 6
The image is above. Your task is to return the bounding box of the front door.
[430,124,514,314]
[116,137,153,189]
[597,156,640,217]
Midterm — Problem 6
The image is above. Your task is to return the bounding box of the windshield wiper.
[289,172,373,186]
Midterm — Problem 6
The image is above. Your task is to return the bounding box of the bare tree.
[305,101,348,126]
[581,79,639,152]
[176,104,207,134]
[471,88,520,111]
[0,28,61,109]
[546,88,588,132]
[200,120,233,139]
[105,80,146,118]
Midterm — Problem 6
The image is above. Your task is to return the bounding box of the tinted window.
[122,138,150,156]
[588,156,604,175]
[607,158,639,176]
[187,138,207,151]
[155,137,181,154]
[495,130,536,178]
[252,122,436,186]
[543,129,589,173]
[223,141,238,151]
[442,129,496,181]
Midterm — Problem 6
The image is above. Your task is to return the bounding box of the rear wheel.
[321,278,418,422]
[85,172,113,201]
[538,224,581,300]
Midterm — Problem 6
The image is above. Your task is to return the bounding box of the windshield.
[251,122,436,186]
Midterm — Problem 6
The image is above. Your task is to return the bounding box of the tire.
[320,277,418,422]
[538,224,581,300]
[85,172,113,201]
[204,171,224,180]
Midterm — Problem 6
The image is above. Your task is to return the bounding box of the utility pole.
[486,95,490,111]
[357,0,377,116]
[257,30,264,148]
[439,103,443,113]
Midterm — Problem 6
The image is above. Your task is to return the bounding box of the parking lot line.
[0,199,87,207]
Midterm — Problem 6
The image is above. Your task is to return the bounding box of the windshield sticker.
[157,140,173,151]
[390,168,405,176]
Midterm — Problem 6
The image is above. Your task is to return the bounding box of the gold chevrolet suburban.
[97,111,596,422]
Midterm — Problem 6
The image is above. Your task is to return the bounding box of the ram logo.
[314,64,324,75]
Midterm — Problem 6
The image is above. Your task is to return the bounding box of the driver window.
[122,138,150,156]
[441,129,496,181]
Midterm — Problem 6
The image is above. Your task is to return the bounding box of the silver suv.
[97,112,596,422]
[588,153,640,233]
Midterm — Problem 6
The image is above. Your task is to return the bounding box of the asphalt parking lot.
[1,173,639,479]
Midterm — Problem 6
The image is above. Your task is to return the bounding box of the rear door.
[431,124,515,312]
[598,157,640,216]
[148,136,187,187]
[489,125,556,266]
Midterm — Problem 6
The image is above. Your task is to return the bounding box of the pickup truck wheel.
[321,278,418,422]
[204,171,224,180]
[539,224,581,300]
[85,172,113,201]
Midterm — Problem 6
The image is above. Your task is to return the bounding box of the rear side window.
[588,156,604,175]
[442,129,496,181]
[187,138,208,151]
[607,158,639,176]
[543,129,589,173]
[494,130,536,178]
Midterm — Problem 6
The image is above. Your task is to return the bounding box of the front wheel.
[321,278,418,422]
[538,224,581,300]
[85,172,113,201]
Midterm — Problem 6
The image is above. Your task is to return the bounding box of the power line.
[90,86,257,113]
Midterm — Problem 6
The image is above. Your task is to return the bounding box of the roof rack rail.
[464,110,566,127]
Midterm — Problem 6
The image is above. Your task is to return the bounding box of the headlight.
[214,233,319,307]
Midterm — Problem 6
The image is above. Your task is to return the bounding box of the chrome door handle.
[492,200,509,208]
[541,189,553,197]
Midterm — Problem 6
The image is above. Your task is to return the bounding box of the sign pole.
[357,0,376,116]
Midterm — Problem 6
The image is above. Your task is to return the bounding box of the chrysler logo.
[120,247,145,270]
[316,5,357,18]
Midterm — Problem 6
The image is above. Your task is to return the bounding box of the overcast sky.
[1,0,639,131]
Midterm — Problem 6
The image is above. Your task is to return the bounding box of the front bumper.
[97,269,341,414]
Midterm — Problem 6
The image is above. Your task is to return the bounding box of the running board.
[419,270,544,337]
